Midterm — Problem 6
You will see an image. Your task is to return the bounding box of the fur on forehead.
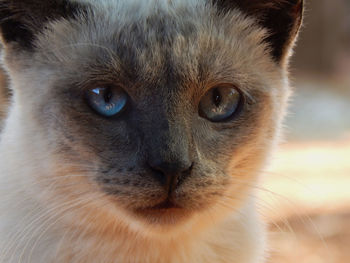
[30,2,275,90]
[0,0,302,69]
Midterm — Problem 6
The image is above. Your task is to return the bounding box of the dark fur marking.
[212,0,303,61]
[0,0,87,49]
[122,179,130,185]
[102,178,111,184]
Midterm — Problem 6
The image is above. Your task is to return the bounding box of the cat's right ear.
[0,0,87,51]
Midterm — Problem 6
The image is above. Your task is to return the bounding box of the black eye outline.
[84,85,130,118]
[198,84,245,123]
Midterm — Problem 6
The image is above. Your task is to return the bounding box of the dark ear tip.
[0,0,88,49]
[213,0,305,63]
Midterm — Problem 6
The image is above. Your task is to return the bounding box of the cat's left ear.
[0,0,87,51]
[212,0,304,64]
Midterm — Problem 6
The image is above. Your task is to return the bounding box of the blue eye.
[85,86,128,117]
[199,85,243,122]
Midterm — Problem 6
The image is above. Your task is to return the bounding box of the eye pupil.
[104,88,113,103]
[213,88,221,107]
[199,85,243,122]
[85,86,128,118]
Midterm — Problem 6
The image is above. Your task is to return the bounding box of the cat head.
[0,0,302,234]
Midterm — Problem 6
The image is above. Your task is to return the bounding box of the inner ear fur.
[0,0,85,50]
[213,0,304,63]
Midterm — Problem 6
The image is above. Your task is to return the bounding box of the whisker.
[25,194,106,263]
[4,192,98,262]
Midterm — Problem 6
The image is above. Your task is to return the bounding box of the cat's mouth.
[146,198,181,210]
[133,198,190,224]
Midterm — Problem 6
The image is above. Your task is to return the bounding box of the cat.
[0,0,303,262]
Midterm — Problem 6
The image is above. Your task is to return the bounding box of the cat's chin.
[132,200,193,226]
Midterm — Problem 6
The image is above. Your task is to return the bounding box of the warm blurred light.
[264,1,350,262]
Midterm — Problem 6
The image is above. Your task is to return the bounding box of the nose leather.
[148,158,193,192]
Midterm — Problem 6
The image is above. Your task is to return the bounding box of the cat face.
[0,0,302,230]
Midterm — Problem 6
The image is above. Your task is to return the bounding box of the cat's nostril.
[149,159,192,175]
[148,161,193,192]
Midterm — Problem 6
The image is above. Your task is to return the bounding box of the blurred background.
[261,1,350,262]
[0,1,349,262]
